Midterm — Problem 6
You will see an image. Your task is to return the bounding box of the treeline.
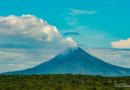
[0,74,130,90]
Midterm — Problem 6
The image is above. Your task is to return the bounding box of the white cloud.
[65,17,79,26]
[69,9,96,15]
[111,38,130,49]
[0,15,78,72]
[0,48,58,72]
[65,9,96,27]
[86,48,130,68]
[0,15,77,49]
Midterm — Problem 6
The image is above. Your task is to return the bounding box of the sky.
[0,0,130,72]
[0,0,130,48]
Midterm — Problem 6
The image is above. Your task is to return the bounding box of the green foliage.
[0,74,130,90]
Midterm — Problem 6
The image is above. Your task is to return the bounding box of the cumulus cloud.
[0,15,77,49]
[0,15,78,72]
[69,9,96,15]
[111,38,130,49]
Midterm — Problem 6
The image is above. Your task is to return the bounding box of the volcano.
[2,47,130,76]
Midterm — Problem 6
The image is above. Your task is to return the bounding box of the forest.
[0,74,130,90]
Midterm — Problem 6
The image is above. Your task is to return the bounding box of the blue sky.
[0,0,130,48]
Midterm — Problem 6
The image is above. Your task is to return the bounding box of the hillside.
[0,75,130,90]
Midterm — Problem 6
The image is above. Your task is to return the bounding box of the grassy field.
[0,74,130,90]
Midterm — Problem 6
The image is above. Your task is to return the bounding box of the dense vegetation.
[0,74,130,90]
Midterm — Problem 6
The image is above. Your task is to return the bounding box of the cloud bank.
[0,15,77,49]
[0,48,59,72]
[111,38,130,49]
[86,48,130,68]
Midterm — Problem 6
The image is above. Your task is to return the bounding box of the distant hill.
[2,47,130,76]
